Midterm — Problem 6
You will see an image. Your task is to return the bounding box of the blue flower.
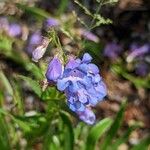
[46,57,63,82]
[46,53,107,125]
[77,108,96,125]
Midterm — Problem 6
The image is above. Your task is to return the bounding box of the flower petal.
[57,78,70,91]
[46,58,63,82]
[66,59,80,69]
[88,64,99,74]
[77,108,96,125]
[82,53,92,63]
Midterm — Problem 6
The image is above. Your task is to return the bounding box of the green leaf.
[131,136,150,150]
[74,0,92,17]
[101,101,127,150]
[0,114,11,150]
[0,35,13,53]
[85,118,112,150]
[111,64,150,89]
[0,71,13,96]
[18,75,42,97]
[25,62,44,80]
[11,117,31,133]
[57,0,69,15]
[60,28,74,40]
[41,86,65,101]
[60,111,74,150]
[16,3,50,19]
[0,109,31,133]
[41,87,57,101]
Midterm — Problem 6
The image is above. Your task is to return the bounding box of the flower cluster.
[46,53,107,124]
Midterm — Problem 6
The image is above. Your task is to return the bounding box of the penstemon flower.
[80,29,99,43]
[27,31,42,54]
[46,53,107,125]
[32,37,50,62]
[46,57,63,82]
[126,44,150,62]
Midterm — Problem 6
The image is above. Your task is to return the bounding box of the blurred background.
[0,0,150,149]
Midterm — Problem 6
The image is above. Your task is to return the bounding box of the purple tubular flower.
[103,42,122,59]
[77,108,96,125]
[127,44,150,62]
[27,31,42,54]
[8,23,22,37]
[55,53,106,124]
[82,30,99,43]
[46,53,106,124]
[44,18,59,29]
[46,57,63,82]
[32,37,50,62]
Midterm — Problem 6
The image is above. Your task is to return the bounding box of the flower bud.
[32,37,50,62]
[46,57,63,82]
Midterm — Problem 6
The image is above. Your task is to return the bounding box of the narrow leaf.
[16,3,50,19]
[101,101,126,150]
[85,118,113,150]
[18,75,42,97]
[0,71,13,96]
[60,111,74,150]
